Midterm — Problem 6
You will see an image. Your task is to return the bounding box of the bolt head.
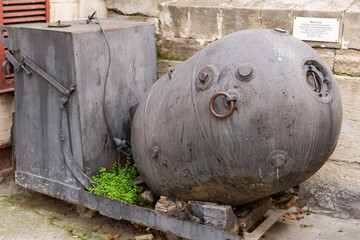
[199,72,209,82]
[274,28,286,34]
[268,150,288,168]
[237,65,252,78]
[150,146,160,158]
[168,68,175,79]
[271,155,287,168]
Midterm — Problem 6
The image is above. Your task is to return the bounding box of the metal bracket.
[4,50,19,69]
[113,138,132,157]
[61,106,99,189]
[17,58,32,75]
[6,51,91,189]
[5,50,74,97]
[0,27,19,51]
[225,95,238,102]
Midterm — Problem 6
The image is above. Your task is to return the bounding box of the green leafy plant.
[87,160,142,205]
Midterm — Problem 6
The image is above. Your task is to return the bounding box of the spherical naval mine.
[131,29,342,206]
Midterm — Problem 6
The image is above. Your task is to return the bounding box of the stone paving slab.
[265,207,360,240]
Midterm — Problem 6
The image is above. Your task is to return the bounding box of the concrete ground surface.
[0,177,359,240]
[0,177,153,240]
[264,208,360,240]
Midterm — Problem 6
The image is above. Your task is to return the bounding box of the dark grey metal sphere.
[131,29,342,206]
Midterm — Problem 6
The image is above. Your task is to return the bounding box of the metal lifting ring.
[209,92,235,119]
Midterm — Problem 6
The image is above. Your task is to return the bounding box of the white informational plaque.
[293,17,340,43]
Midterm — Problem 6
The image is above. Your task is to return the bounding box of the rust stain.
[104,27,123,31]
[180,184,227,201]
[79,27,123,34]
[209,116,212,121]
[246,89,255,111]
[245,138,248,141]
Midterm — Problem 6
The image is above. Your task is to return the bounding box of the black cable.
[91,12,115,141]
[88,12,132,156]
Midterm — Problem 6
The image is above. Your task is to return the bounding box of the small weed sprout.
[87,158,142,205]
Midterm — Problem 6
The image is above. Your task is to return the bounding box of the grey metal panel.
[11,18,157,187]
[72,23,157,173]
[15,28,81,187]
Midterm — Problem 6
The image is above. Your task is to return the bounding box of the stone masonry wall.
[0,93,14,146]
[107,0,360,76]
[107,0,360,218]
[49,0,107,22]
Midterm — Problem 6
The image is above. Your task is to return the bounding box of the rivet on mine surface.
[199,72,209,82]
[237,65,252,78]
[168,68,175,79]
[150,146,160,158]
[274,28,286,34]
[196,67,215,91]
[268,150,288,168]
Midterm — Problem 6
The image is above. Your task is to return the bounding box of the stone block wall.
[107,0,360,77]
[107,0,360,218]
[49,0,107,22]
[49,0,80,21]
[0,93,14,146]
